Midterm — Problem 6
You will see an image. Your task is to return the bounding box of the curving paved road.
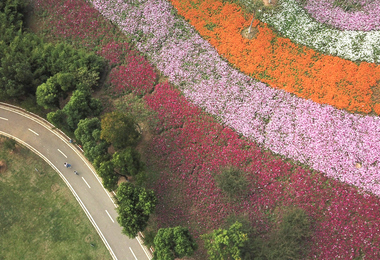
[0,102,152,260]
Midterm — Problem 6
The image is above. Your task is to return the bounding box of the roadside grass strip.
[0,138,111,260]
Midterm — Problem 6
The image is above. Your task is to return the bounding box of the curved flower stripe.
[261,0,380,63]
[168,0,380,114]
[301,0,380,32]
[91,0,380,196]
[146,82,380,259]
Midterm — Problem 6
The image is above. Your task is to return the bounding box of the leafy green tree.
[55,72,75,92]
[97,161,118,191]
[215,167,248,200]
[47,109,66,129]
[116,182,157,238]
[74,67,100,90]
[0,51,33,98]
[75,118,109,163]
[0,0,26,37]
[83,140,109,163]
[100,111,140,150]
[63,89,103,130]
[202,221,248,260]
[75,117,102,144]
[36,76,61,109]
[263,207,311,260]
[153,226,198,260]
[93,154,112,171]
[112,147,143,176]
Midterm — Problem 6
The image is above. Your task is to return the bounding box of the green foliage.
[97,161,118,191]
[116,182,157,238]
[36,76,61,109]
[142,230,156,249]
[333,0,364,12]
[215,167,248,200]
[47,110,66,129]
[263,207,311,260]
[3,138,16,151]
[75,117,102,144]
[0,0,104,101]
[62,89,103,130]
[100,111,140,150]
[112,147,144,176]
[0,0,26,38]
[75,118,109,163]
[202,221,248,260]
[93,154,112,171]
[153,226,198,260]
[83,140,109,163]
[74,67,100,90]
[47,43,104,76]
[0,50,33,98]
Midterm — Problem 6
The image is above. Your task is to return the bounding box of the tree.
[83,140,109,163]
[263,207,311,260]
[215,167,248,200]
[153,226,198,260]
[0,51,33,98]
[62,89,103,130]
[202,221,248,260]
[47,109,66,129]
[75,117,102,144]
[97,161,118,191]
[112,147,143,176]
[75,118,109,163]
[36,76,61,109]
[116,182,157,238]
[100,111,140,150]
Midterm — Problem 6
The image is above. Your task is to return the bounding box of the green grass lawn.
[0,137,112,260]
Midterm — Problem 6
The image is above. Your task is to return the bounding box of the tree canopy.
[153,226,198,260]
[62,89,103,130]
[202,221,248,260]
[100,111,140,150]
[215,166,248,200]
[97,161,118,191]
[116,182,157,238]
[112,147,143,177]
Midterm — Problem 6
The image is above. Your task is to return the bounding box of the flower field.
[145,81,380,259]
[261,0,380,63]
[90,0,380,197]
[300,0,380,31]
[31,0,380,258]
[168,0,380,113]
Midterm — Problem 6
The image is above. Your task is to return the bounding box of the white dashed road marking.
[82,177,91,188]
[130,247,138,260]
[57,149,67,158]
[28,128,39,136]
[105,210,114,223]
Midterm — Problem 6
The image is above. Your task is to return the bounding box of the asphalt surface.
[0,103,152,260]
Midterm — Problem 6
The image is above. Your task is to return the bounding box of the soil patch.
[263,0,277,6]
[0,160,7,173]
[371,83,380,103]
[241,27,259,40]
